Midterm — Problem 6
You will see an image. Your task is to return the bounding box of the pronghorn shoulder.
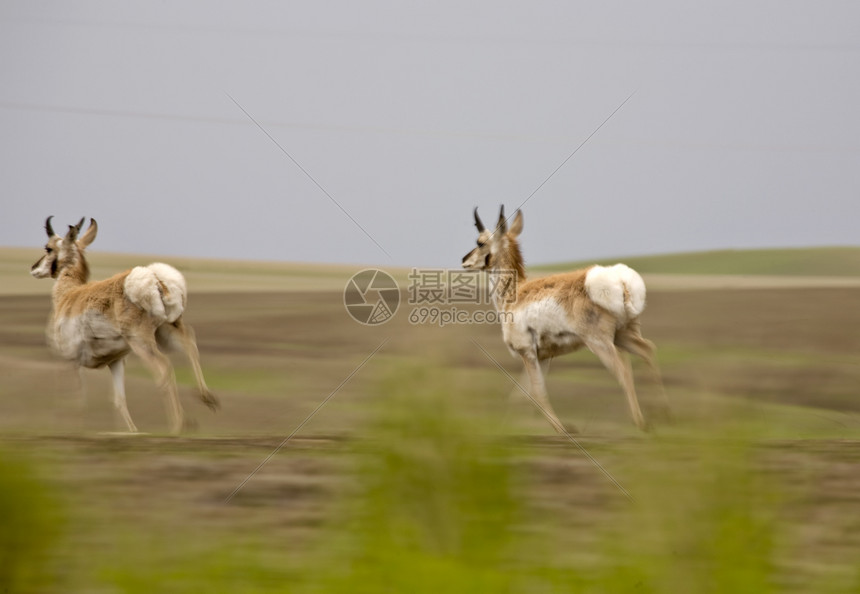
[55,271,129,313]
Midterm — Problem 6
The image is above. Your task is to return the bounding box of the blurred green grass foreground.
[3,364,859,593]
[2,247,860,592]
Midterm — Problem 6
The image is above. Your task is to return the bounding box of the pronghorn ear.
[496,205,507,235]
[508,209,523,237]
[78,218,98,249]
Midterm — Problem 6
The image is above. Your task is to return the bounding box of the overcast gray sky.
[2,2,858,267]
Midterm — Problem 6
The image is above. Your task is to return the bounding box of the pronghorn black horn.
[75,217,85,231]
[45,216,55,237]
[473,207,485,232]
[497,205,507,234]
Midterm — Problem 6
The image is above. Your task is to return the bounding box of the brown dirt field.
[4,286,857,430]
[2,286,860,589]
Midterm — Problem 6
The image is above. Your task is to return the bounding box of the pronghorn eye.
[45,247,53,254]
[477,241,485,248]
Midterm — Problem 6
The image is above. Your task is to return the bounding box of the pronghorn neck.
[490,236,526,309]
[54,250,90,298]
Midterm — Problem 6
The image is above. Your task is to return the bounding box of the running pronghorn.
[31,217,219,434]
[462,206,666,433]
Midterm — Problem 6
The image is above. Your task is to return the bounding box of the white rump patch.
[124,263,187,324]
[584,264,646,321]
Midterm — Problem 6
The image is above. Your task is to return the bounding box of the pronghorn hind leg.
[157,319,219,412]
[586,337,647,431]
[108,358,138,433]
[127,336,185,435]
[615,323,670,417]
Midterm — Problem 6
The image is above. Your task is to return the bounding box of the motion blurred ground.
[1,248,859,591]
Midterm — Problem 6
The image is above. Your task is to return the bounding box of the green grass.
[301,367,860,592]
[599,436,780,594]
[170,364,291,396]
[306,365,525,593]
[537,247,860,276]
[0,448,64,592]
[5,364,860,592]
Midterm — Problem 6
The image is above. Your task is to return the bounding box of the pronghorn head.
[31,216,98,279]
[462,205,524,271]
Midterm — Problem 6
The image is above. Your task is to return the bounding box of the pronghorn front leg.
[73,365,88,409]
[108,358,138,433]
[509,359,551,404]
[520,352,568,434]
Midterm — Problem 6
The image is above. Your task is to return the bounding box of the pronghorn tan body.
[462,206,666,433]
[31,217,219,433]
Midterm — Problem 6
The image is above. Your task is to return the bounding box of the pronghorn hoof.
[644,404,673,426]
[201,391,220,412]
[655,406,674,425]
[550,422,578,436]
[562,423,579,435]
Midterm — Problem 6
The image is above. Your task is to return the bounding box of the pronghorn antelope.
[30,217,219,434]
[462,206,666,433]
